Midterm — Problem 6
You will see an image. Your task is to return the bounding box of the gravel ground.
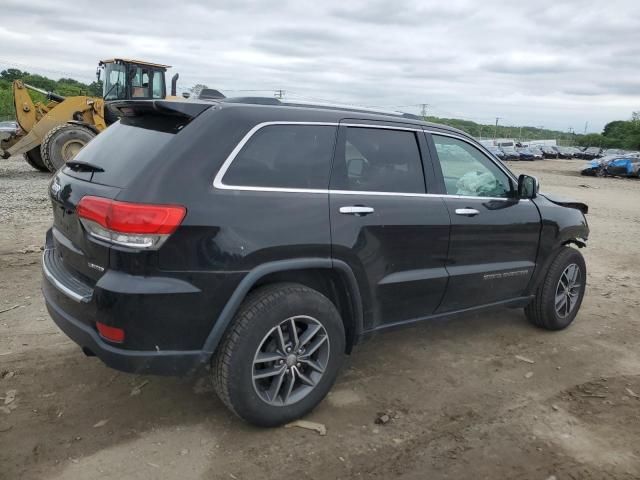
[1,155,639,480]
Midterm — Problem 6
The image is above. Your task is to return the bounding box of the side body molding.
[199,258,364,360]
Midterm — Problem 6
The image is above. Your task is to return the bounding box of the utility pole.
[518,126,522,142]
[568,127,574,146]
[274,89,285,99]
[584,121,588,134]
[420,103,429,121]
[494,117,501,140]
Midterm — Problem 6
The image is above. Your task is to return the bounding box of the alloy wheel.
[252,315,330,406]
[555,263,582,318]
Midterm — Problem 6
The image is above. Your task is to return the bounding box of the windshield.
[103,63,127,100]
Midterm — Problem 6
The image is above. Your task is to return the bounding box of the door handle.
[339,206,375,216]
[455,208,480,216]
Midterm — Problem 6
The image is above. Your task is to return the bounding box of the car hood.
[540,192,588,214]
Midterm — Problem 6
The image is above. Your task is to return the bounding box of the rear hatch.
[47,100,210,290]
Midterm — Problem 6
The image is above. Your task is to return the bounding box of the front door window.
[432,135,512,198]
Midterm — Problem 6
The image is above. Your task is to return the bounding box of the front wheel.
[525,247,586,330]
[41,124,96,172]
[212,283,345,427]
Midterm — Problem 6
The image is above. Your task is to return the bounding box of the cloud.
[0,0,638,132]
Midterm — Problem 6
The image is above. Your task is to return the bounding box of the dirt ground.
[1,155,639,480]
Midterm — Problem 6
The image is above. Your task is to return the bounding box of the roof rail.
[217,95,427,121]
[279,98,407,117]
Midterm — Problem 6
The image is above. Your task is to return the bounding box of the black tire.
[525,247,586,330]
[213,283,345,427]
[23,147,49,172]
[41,124,96,172]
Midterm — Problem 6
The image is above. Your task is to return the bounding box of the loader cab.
[98,59,170,102]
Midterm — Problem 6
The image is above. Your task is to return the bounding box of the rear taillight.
[77,196,186,249]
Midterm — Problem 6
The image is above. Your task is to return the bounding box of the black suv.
[43,98,589,426]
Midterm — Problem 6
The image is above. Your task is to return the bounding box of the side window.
[222,125,336,189]
[131,67,150,98]
[432,135,512,198]
[332,127,425,193]
[151,71,164,99]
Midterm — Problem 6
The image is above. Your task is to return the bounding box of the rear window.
[222,124,337,189]
[63,116,184,187]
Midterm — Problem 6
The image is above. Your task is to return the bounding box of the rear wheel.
[23,147,49,172]
[525,247,586,330]
[213,283,345,427]
[41,124,96,172]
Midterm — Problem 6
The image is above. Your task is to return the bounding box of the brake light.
[96,322,125,343]
[77,196,186,249]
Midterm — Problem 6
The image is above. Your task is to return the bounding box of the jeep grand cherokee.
[43,98,589,426]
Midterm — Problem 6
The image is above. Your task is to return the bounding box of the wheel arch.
[200,258,364,359]
[525,240,586,295]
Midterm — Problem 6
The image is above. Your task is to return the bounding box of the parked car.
[578,147,602,160]
[581,154,640,177]
[603,148,625,156]
[0,120,17,131]
[529,147,544,160]
[42,97,590,426]
[487,145,506,160]
[499,144,521,160]
[540,146,558,158]
[516,147,536,161]
[0,120,18,144]
[568,147,583,157]
[555,147,575,159]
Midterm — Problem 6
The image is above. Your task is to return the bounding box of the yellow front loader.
[1,59,179,172]
[0,81,107,171]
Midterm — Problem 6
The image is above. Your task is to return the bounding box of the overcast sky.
[1,0,638,132]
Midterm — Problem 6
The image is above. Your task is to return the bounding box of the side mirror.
[518,174,539,199]
[96,67,101,82]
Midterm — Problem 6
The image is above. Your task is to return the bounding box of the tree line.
[426,114,640,150]
[575,113,640,150]
[0,68,102,119]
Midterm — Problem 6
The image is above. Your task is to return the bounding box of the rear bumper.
[43,282,207,375]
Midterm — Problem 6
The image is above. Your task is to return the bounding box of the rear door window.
[222,125,337,189]
[331,127,425,193]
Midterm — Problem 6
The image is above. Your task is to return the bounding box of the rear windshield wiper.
[65,160,105,172]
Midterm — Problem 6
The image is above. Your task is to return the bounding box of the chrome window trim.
[341,122,422,132]
[212,121,528,202]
